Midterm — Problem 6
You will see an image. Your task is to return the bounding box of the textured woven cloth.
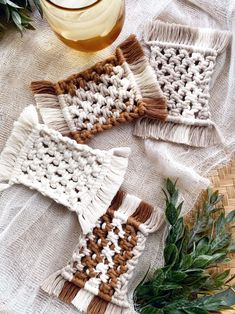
[42,191,163,314]
[134,20,232,147]
[0,0,235,313]
[31,35,166,144]
[0,106,130,233]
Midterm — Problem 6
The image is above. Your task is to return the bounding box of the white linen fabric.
[0,0,234,313]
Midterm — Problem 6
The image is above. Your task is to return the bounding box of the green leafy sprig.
[134,179,235,314]
[0,0,42,34]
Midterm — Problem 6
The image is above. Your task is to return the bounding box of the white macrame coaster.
[0,105,130,234]
[41,190,164,314]
[134,20,232,147]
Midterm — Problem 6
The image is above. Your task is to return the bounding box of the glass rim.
[45,0,102,11]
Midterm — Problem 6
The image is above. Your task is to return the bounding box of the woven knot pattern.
[67,208,138,298]
[19,129,105,209]
[62,64,140,132]
[149,44,216,121]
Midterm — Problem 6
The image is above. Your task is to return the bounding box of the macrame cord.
[31,35,167,144]
[134,20,232,147]
[41,190,164,314]
[0,106,130,234]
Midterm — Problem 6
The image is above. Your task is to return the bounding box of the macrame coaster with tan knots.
[31,35,167,144]
[0,106,130,234]
[134,20,232,147]
[41,190,163,314]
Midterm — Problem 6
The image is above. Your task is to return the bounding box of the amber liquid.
[54,8,125,52]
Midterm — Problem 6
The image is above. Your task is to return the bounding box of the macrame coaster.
[0,106,130,234]
[41,190,163,314]
[31,35,167,144]
[134,20,232,147]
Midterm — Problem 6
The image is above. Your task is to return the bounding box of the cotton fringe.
[78,147,131,234]
[118,34,167,121]
[0,105,38,191]
[134,118,223,148]
[31,81,70,134]
[143,19,232,53]
[41,192,163,313]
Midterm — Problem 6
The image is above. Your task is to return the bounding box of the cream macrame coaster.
[41,190,163,314]
[31,35,167,144]
[134,20,232,147]
[0,106,130,234]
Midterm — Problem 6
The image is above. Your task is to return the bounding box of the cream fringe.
[143,19,232,53]
[35,94,70,134]
[78,146,130,234]
[0,105,38,191]
[41,270,66,297]
[71,289,94,312]
[134,118,223,147]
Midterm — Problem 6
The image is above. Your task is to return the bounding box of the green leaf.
[192,255,217,268]
[165,178,176,196]
[202,296,230,311]
[6,0,23,8]
[211,231,230,252]
[165,203,179,226]
[159,283,182,291]
[184,268,204,275]
[215,212,226,234]
[166,218,184,244]
[134,284,153,299]
[11,10,22,25]
[183,307,210,314]
[209,190,218,204]
[179,254,193,270]
[177,201,184,216]
[195,237,210,256]
[189,213,209,247]
[167,270,187,282]
[19,12,32,23]
[226,210,235,223]
[153,269,165,285]
[214,269,230,281]
[164,244,179,266]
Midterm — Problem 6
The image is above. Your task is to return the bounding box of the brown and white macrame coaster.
[31,35,167,144]
[134,20,232,147]
[41,190,163,314]
[0,106,130,234]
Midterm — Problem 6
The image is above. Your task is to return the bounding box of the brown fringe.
[131,201,154,224]
[87,296,109,314]
[117,34,145,65]
[110,190,125,211]
[58,281,80,304]
[31,80,56,95]
[143,97,168,121]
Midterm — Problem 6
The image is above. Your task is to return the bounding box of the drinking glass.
[40,0,125,52]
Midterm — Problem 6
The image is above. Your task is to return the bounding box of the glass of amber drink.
[40,0,125,52]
